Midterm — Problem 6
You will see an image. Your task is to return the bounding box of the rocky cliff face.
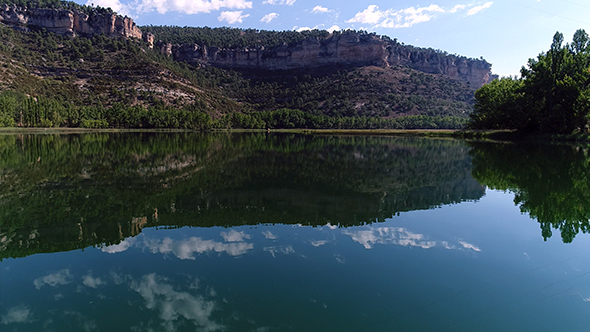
[0,4,492,87]
[167,33,388,70]
[160,33,493,87]
[0,4,141,39]
[386,43,493,88]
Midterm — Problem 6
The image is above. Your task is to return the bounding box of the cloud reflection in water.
[1,305,33,325]
[343,227,481,252]
[144,237,253,259]
[33,269,73,290]
[100,232,254,259]
[130,273,223,332]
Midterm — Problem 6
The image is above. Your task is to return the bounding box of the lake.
[1,132,589,331]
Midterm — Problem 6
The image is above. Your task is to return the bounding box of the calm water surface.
[0,133,589,331]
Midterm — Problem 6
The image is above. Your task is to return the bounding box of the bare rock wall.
[0,4,141,39]
[161,33,493,87]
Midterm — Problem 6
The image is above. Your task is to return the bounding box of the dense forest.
[469,29,590,135]
[0,0,476,129]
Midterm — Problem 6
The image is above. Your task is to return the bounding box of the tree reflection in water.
[469,141,590,243]
[0,132,484,258]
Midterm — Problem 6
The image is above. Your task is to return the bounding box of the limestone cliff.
[159,32,493,88]
[0,3,493,87]
[0,4,141,38]
[386,42,493,88]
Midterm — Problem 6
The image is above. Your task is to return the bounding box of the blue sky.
[77,0,590,77]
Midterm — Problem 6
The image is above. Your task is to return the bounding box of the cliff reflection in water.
[469,141,590,243]
[0,133,484,259]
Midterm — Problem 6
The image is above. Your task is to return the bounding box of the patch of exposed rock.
[0,4,141,38]
[155,32,493,88]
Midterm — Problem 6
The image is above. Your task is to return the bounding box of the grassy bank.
[455,130,590,142]
[0,127,460,137]
[3,127,587,142]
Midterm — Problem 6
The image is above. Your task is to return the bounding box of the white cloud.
[262,230,277,239]
[327,25,340,33]
[312,5,329,13]
[134,0,253,15]
[218,11,250,24]
[263,0,295,5]
[295,26,312,32]
[380,5,445,28]
[220,229,251,242]
[347,4,449,29]
[294,24,337,32]
[33,269,72,290]
[449,4,466,13]
[82,273,106,288]
[101,237,136,254]
[260,12,279,23]
[310,240,328,247]
[145,236,253,259]
[346,5,386,25]
[1,306,33,325]
[467,2,493,16]
[324,223,338,230]
[86,0,130,16]
[130,274,222,332]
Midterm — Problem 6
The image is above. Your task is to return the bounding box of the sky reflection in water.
[1,134,589,331]
[2,189,590,332]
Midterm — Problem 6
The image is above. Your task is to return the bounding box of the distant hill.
[0,0,494,129]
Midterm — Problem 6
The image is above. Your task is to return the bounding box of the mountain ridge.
[0,0,488,129]
[1,2,495,88]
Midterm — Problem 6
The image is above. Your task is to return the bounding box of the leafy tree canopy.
[469,29,590,134]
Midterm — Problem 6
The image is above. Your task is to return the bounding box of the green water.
[0,133,589,331]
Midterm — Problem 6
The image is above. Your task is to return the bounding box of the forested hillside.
[0,0,479,129]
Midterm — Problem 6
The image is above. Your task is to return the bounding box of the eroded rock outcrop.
[0,3,493,87]
[167,33,388,70]
[387,43,493,87]
[160,32,493,87]
[0,4,141,39]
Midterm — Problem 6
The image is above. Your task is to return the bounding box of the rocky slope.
[0,3,141,38]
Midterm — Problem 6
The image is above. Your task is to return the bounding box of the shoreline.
[1,127,587,142]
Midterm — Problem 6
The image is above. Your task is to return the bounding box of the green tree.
[470,29,590,134]
[469,77,525,129]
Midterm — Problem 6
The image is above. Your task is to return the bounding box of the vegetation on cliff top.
[142,25,331,49]
[469,29,590,135]
[0,0,115,15]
